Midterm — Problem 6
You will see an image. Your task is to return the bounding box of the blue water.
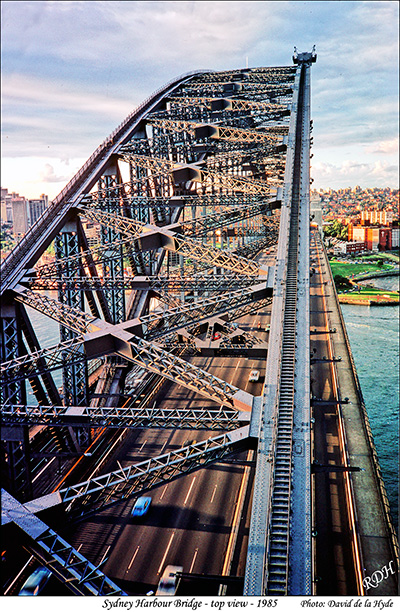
[25,296,62,403]
[341,304,399,529]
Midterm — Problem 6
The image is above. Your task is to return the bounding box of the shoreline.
[338,295,399,306]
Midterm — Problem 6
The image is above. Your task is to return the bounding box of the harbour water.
[25,296,399,527]
[341,303,399,528]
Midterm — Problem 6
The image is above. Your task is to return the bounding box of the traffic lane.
[102,451,248,593]
[184,459,249,577]
[100,430,207,580]
[63,307,270,591]
[102,327,268,588]
[310,233,358,595]
[204,355,266,395]
[312,367,357,591]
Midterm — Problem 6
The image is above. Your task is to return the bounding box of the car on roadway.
[156,565,183,596]
[131,496,152,518]
[249,370,260,382]
[19,567,52,596]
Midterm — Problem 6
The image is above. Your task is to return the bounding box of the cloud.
[2,74,134,119]
[312,159,399,189]
[366,139,399,155]
[1,156,87,200]
[1,1,399,192]
[40,163,69,184]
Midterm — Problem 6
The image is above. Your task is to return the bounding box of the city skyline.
[1,0,399,199]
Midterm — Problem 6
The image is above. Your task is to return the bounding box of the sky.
[1,0,399,200]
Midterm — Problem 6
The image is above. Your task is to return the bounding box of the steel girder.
[168,96,289,114]
[1,283,270,394]
[86,192,272,238]
[85,333,253,411]
[98,174,126,323]
[28,273,260,293]
[85,191,278,212]
[1,404,249,431]
[52,426,251,511]
[33,235,135,279]
[139,282,272,339]
[12,426,252,518]
[2,489,125,596]
[150,117,288,147]
[2,333,253,413]
[79,207,270,276]
[148,103,289,127]
[15,289,96,335]
[0,304,26,405]
[14,277,272,341]
[175,81,294,96]
[184,69,295,84]
[0,337,86,385]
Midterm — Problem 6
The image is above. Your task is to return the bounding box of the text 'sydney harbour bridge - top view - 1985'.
[0,48,398,598]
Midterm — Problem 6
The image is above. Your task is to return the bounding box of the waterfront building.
[333,239,366,256]
[1,188,16,224]
[0,200,7,224]
[348,225,394,251]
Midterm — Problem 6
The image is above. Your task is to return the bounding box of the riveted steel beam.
[33,426,251,514]
[2,489,125,596]
[1,404,250,431]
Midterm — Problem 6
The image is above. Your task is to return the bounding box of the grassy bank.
[338,287,399,305]
[328,258,399,305]
[330,260,394,278]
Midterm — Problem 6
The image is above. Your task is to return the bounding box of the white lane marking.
[157,533,175,575]
[139,440,147,452]
[160,440,168,453]
[159,484,169,500]
[189,548,198,573]
[76,543,83,552]
[210,484,218,504]
[100,545,111,566]
[32,457,56,483]
[127,546,140,571]
[4,556,34,595]
[184,476,196,506]
[230,360,242,384]
[88,433,123,480]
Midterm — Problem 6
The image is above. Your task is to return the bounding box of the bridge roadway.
[309,228,398,596]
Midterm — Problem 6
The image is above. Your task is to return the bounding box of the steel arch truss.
[0,57,312,597]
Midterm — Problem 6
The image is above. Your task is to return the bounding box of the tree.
[324,220,348,240]
[333,274,353,291]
